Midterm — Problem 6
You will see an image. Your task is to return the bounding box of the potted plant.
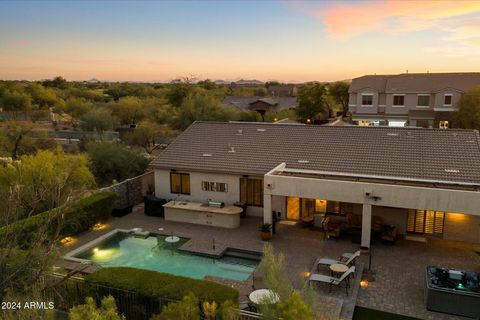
[260,223,272,241]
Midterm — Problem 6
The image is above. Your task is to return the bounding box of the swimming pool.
[64,229,259,281]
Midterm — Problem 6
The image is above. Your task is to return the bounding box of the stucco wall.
[154,169,264,217]
[444,213,480,243]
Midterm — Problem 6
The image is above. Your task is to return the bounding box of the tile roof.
[350,73,480,93]
[222,96,297,110]
[150,121,480,186]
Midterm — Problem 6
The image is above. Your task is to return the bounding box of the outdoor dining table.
[249,289,280,305]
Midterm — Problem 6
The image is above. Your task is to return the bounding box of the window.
[202,181,228,192]
[407,209,444,236]
[439,120,449,129]
[393,95,404,106]
[170,172,190,194]
[417,95,430,107]
[240,178,263,206]
[361,94,373,106]
[444,94,452,106]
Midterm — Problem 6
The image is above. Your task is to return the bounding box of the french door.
[407,209,445,236]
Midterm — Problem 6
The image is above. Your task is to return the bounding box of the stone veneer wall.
[101,171,154,208]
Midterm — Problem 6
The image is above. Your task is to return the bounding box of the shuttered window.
[170,172,190,195]
[240,178,263,206]
[407,209,444,236]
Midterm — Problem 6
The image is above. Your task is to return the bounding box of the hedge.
[86,267,239,304]
[0,192,116,248]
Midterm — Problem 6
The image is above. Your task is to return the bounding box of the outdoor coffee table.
[330,263,348,276]
[249,289,280,305]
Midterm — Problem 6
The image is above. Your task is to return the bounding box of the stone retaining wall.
[101,171,154,208]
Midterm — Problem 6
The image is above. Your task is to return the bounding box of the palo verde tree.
[0,149,95,308]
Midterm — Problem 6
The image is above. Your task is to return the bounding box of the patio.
[57,204,480,320]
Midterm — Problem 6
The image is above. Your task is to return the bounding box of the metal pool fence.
[41,273,265,320]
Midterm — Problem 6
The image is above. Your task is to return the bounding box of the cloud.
[312,1,480,39]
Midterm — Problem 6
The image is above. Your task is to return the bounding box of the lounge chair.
[309,266,356,295]
[315,250,360,271]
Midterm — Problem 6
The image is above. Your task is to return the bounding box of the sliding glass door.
[286,197,327,220]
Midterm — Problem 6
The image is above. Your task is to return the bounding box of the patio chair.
[309,266,356,295]
[315,250,360,271]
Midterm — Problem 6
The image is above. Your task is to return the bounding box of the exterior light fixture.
[360,280,369,287]
[306,119,311,124]
[93,247,99,253]
[92,223,107,231]
[60,236,74,245]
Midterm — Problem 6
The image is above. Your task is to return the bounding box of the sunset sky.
[1,0,480,82]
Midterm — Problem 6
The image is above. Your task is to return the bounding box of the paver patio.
[57,204,480,320]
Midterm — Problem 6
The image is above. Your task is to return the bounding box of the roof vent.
[236,129,243,135]
[202,153,213,157]
[444,169,459,173]
[297,160,309,163]
[387,133,399,136]
[228,147,235,153]
[257,128,266,132]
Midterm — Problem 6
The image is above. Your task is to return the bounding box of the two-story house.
[348,73,480,128]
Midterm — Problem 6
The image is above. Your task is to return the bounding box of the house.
[266,84,297,97]
[151,121,480,247]
[223,97,297,112]
[348,73,480,128]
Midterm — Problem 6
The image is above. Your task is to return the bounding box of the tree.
[0,121,56,159]
[69,296,125,320]
[454,87,480,130]
[28,83,59,109]
[173,89,230,130]
[296,84,329,120]
[109,96,145,125]
[85,141,150,185]
[43,76,68,89]
[123,120,172,153]
[328,81,350,114]
[80,108,120,132]
[0,90,32,117]
[0,150,95,303]
[0,148,95,218]
[166,79,193,108]
[66,97,94,119]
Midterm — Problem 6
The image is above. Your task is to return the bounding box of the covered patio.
[263,163,480,248]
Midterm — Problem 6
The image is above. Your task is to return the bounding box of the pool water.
[74,232,258,281]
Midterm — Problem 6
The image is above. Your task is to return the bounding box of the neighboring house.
[266,84,297,97]
[151,121,480,247]
[348,73,480,128]
[223,96,297,120]
[223,96,297,112]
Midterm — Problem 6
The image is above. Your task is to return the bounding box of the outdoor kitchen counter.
[163,201,242,228]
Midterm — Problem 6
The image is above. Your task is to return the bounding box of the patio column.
[361,204,372,248]
[263,194,272,225]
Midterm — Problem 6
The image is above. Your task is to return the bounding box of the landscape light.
[92,223,107,231]
[360,280,369,288]
[93,247,99,253]
[60,236,74,245]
